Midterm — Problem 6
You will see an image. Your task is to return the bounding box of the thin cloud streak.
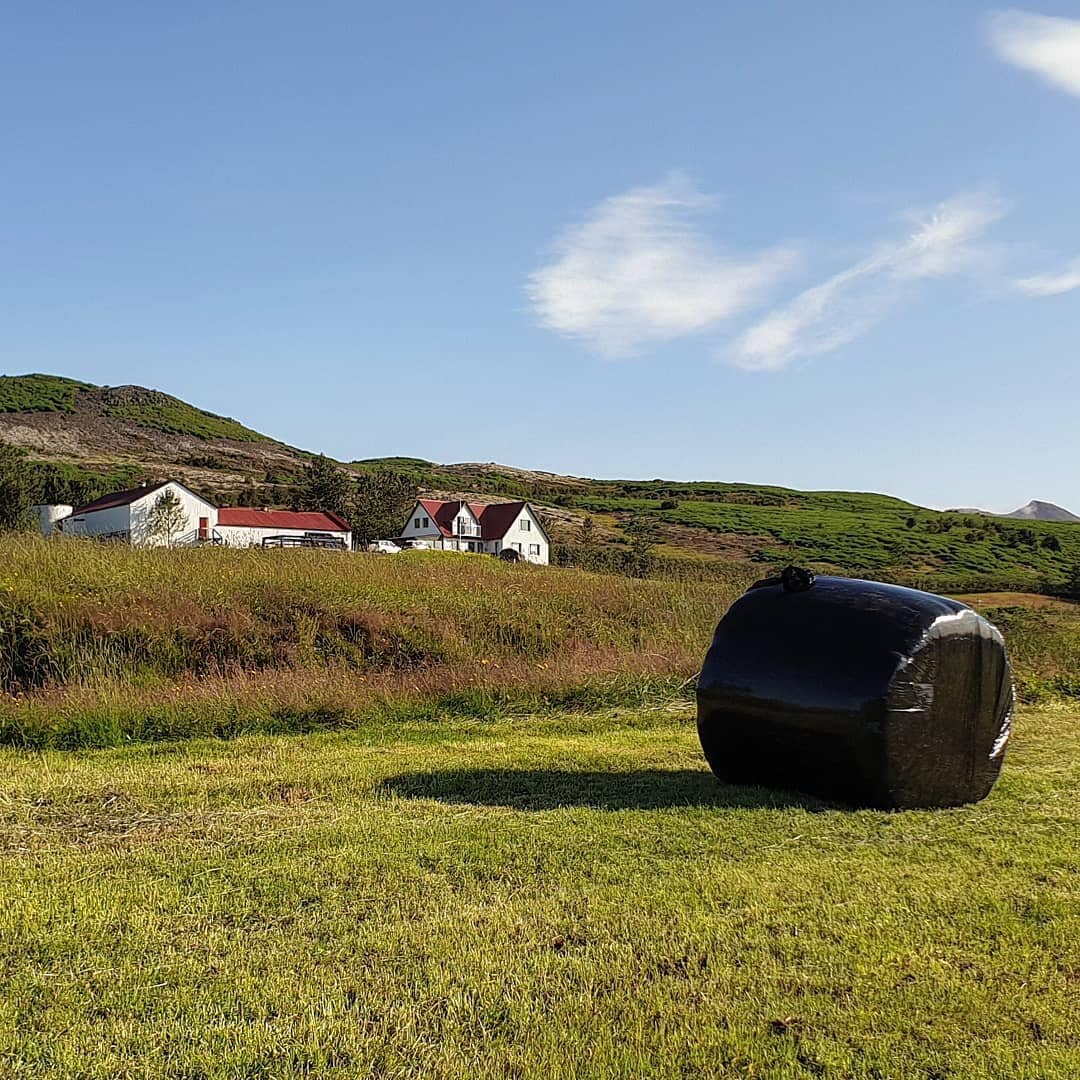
[1014,259,1080,296]
[987,9,1080,97]
[527,175,797,357]
[727,193,1007,372]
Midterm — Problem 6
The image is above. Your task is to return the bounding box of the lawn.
[2,704,1077,1078]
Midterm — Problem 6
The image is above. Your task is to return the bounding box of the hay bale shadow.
[382,768,833,811]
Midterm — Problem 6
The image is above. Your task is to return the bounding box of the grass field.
[1,704,1077,1078]
[2,538,1079,748]
[0,537,747,749]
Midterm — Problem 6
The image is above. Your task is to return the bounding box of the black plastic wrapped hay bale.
[696,568,1013,809]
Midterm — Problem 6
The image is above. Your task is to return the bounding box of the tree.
[299,454,351,516]
[577,515,596,548]
[349,471,415,549]
[624,518,657,578]
[1064,563,1080,600]
[146,489,190,547]
[0,441,36,531]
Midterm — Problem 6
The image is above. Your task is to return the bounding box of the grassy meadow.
[2,536,1079,749]
[0,536,750,749]
[2,536,1080,1076]
[1,704,1078,1077]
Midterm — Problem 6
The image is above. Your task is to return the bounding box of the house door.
[198,517,209,541]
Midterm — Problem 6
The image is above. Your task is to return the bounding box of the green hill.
[0,373,309,502]
[0,374,267,441]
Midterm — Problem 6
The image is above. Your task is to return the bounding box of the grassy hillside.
[0,374,266,440]
[0,373,94,413]
[572,492,1080,591]
[98,388,268,442]
[0,374,310,501]
[355,457,1080,592]
[2,704,1078,1077]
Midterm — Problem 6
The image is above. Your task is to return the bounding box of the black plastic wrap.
[696,572,1013,809]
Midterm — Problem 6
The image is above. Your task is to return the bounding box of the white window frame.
[520,518,531,531]
[528,543,541,556]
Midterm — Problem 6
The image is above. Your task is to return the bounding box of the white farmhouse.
[61,481,216,546]
[398,499,550,564]
[54,480,352,549]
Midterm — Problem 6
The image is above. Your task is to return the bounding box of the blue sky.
[2,3,1079,512]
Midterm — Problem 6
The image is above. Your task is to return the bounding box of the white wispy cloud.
[987,9,1080,97]
[728,193,1007,372]
[527,175,797,357]
[1014,258,1080,296]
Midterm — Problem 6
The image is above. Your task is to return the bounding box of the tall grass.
[0,536,743,747]
[2,536,1077,749]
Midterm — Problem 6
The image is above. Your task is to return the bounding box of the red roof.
[476,501,529,540]
[217,508,351,532]
[73,481,170,515]
[413,499,531,540]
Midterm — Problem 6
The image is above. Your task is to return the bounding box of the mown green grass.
[1,705,1077,1078]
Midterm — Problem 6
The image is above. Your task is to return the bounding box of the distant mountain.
[1006,500,1080,523]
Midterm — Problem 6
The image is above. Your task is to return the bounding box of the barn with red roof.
[54,480,352,549]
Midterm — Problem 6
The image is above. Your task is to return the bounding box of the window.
[414,518,420,529]
[529,544,540,556]
[422,516,429,527]
[520,518,531,531]
[514,543,523,553]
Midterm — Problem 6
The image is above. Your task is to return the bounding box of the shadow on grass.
[382,768,832,811]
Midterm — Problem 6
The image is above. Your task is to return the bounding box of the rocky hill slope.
[1006,500,1080,523]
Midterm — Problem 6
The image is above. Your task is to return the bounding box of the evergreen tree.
[349,472,415,548]
[0,442,36,531]
[624,518,656,578]
[299,454,351,515]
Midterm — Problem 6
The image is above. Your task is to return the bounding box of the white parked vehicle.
[368,539,403,554]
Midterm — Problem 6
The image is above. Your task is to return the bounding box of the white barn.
[398,499,551,564]
[61,481,216,546]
